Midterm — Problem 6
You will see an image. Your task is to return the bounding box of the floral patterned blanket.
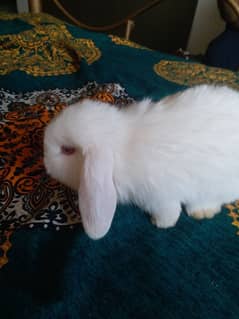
[0,82,134,263]
[0,12,239,319]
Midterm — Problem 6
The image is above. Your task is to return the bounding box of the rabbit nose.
[61,145,76,155]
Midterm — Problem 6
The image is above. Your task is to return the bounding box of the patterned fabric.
[109,35,151,50]
[154,60,239,89]
[0,82,133,234]
[2,12,239,99]
[1,12,239,319]
[225,201,239,235]
[0,231,12,268]
[1,82,239,272]
[0,24,101,76]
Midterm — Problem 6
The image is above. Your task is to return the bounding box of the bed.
[0,10,239,319]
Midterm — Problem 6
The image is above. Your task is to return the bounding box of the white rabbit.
[44,84,239,239]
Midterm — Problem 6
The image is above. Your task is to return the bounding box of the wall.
[0,0,17,12]
[187,0,225,54]
[42,0,198,53]
[16,0,29,13]
[1,1,225,56]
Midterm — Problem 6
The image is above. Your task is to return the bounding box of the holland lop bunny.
[44,84,239,239]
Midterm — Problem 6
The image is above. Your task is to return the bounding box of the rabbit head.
[43,99,122,239]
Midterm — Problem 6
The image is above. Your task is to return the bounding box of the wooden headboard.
[27,0,197,53]
[28,0,42,13]
[28,0,163,41]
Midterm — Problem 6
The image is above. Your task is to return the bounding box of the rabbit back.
[113,84,239,217]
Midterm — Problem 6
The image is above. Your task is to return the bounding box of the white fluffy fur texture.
[44,84,239,239]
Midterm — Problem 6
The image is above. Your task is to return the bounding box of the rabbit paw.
[187,207,220,220]
[150,203,181,228]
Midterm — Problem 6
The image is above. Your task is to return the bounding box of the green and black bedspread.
[0,12,239,319]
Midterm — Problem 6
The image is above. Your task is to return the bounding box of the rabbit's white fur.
[44,84,239,239]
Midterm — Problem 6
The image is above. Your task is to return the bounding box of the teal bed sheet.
[0,12,239,319]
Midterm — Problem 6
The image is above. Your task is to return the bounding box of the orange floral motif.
[0,103,65,189]
[92,92,115,104]
[0,231,13,269]
[0,83,134,267]
[0,83,133,234]
[226,202,239,235]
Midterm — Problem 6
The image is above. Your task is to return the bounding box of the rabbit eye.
[61,145,76,155]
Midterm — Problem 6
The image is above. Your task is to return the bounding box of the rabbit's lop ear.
[78,147,117,239]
